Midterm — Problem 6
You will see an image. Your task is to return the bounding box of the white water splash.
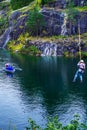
[53,44,57,56]
[61,13,68,36]
[41,44,57,56]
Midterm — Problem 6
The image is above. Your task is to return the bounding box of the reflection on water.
[0,50,87,129]
[6,72,13,78]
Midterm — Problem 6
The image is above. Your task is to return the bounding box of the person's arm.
[77,62,80,67]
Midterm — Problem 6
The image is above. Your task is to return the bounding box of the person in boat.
[5,63,14,70]
[73,60,86,82]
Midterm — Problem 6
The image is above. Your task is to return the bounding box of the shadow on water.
[0,50,87,129]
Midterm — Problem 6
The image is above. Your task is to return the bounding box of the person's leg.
[73,70,79,82]
[79,72,83,82]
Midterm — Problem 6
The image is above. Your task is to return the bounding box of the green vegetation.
[0,1,12,15]
[0,17,9,35]
[76,6,87,12]
[26,115,87,130]
[7,33,41,55]
[6,32,87,57]
[0,1,12,35]
[0,115,87,130]
[66,0,79,36]
[0,1,11,10]
[81,52,87,57]
[10,0,34,10]
[36,0,42,5]
[21,45,41,55]
[27,6,45,36]
[7,33,29,51]
[10,0,56,10]
[41,0,55,5]
[0,17,6,26]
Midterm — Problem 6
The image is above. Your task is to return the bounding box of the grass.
[7,41,23,52]
[76,6,87,12]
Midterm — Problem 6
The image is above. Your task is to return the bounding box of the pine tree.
[66,0,79,35]
[27,6,45,36]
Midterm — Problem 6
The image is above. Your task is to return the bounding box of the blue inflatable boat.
[4,67,15,73]
[4,63,15,73]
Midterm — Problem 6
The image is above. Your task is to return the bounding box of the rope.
[78,23,81,60]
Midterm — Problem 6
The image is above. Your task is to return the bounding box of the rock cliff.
[0,0,87,56]
[7,0,87,40]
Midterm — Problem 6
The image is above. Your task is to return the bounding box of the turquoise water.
[0,50,87,130]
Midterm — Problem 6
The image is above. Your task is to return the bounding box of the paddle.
[15,67,22,71]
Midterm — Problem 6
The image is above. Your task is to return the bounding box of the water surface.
[0,50,87,129]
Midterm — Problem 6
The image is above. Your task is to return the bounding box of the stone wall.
[48,0,87,8]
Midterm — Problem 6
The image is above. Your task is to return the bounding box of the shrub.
[26,115,87,130]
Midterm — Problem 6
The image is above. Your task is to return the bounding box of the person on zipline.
[73,60,86,82]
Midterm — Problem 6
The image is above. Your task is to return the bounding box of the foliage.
[35,0,55,5]
[7,33,41,55]
[10,0,34,10]
[66,0,79,24]
[41,0,55,5]
[65,0,79,35]
[44,116,62,130]
[20,45,41,55]
[26,118,42,130]
[76,6,87,12]
[81,51,87,58]
[7,33,29,51]
[17,33,29,44]
[7,40,23,52]
[0,1,10,10]
[28,45,41,55]
[27,6,45,36]
[26,115,87,130]
[0,17,9,35]
[63,51,70,57]
[0,17,6,26]
[36,0,42,6]
[0,1,11,35]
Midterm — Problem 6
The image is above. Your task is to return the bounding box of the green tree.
[66,0,79,35]
[10,0,34,10]
[27,6,45,36]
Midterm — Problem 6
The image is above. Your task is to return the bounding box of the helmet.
[5,63,10,67]
[80,60,84,63]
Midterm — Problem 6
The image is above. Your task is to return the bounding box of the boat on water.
[4,63,15,73]
[4,68,15,73]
